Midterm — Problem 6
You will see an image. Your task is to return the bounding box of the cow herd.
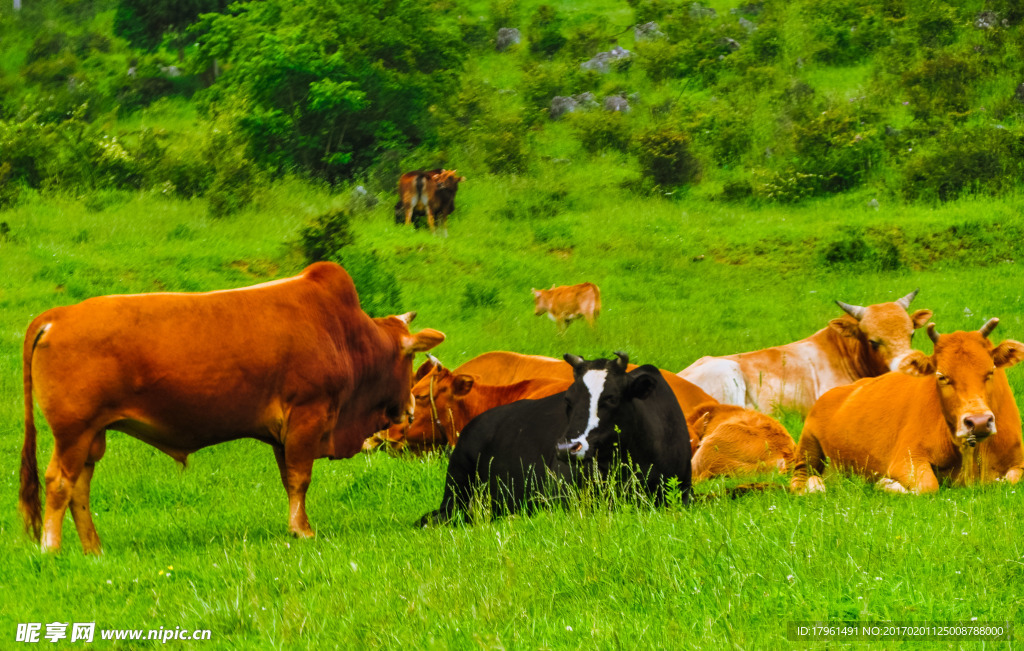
[17,259,1024,554]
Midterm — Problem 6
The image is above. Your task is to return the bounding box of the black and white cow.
[556,352,692,506]
[417,391,571,526]
[417,352,692,525]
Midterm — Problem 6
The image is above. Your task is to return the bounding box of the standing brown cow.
[531,283,601,333]
[396,169,466,236]
[20,262,445,553]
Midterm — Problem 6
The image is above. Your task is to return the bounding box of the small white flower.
[566,626,573,632]
[350,562,358,572]
[875,577,882,581]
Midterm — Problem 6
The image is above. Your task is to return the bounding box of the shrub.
[299,209,356,263]
[791,106,883,193]
[753,169,827,203]
[900,53,977,122]
[0,162,21,209]
[635,127,701,188]
[489,0,521,31]
[899,126,1024,202]
[817,226,904,271]
[480,115,531,174]
[460,282,502,312]
[634,40,684,82]
[571,111,632,153]
[528,5,567,56]
[333,248,403,318]
[501,185,571,220]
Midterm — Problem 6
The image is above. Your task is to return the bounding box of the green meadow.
[5,0,1024,647]
[3,184,1024,649]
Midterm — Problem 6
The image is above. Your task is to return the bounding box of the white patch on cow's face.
[565,369,607,459]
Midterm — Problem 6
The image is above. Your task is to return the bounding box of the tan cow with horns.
[678,290,933,415]
[19,262,445,554]
[791,319,1024,495]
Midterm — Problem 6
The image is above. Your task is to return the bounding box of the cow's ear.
[910,309,933,329]
[531,289,541,298]
[451,374,475,397]
[692,412,712,440]
[993,340,1024,369]
[404,328,445,354]
[397,312,417,325]
[828,317,860,338]
[413,359,438,383]
[626,373,658,400]
[897,350,934,376]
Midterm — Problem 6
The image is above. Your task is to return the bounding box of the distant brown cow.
[371,351,715,454]
[532,283,601,333]
[687,402,795,481]
[396,169,466,236]
[791,320,1024,495]
[19,262,445,553]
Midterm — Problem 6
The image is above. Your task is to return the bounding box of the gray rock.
[572,92,599,110]
[580,46,632,73]
[496,27,521,52]
[550,95,578,119]
[690,2,717,19]
[634,21,665,41]
[160,65,181,78]
[349,185,378,211]
[718,37,741,51]
[603,95,630,113]
[738,17,756,32]
[974,11,998,29]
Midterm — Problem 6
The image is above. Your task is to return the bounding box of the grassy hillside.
[4,0,1024,648]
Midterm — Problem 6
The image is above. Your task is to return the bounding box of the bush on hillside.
[900,53,977,122]
[333,248,403,318]
[792,105,883,193]
[299,209,356,263]
[527,5,567,57]
[571,111,631,153]
[899,126,1024,202]
[480,115,531,174]
[635,127,701,189]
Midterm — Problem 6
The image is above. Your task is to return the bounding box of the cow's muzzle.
[556,439,584,462]
[962,412,996,446]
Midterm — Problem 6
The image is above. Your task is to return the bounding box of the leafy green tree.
[114,0,228,52]
[193,0,467,180]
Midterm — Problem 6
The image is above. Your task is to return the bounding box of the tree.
[193,0,467,180]
[114,0,229,53]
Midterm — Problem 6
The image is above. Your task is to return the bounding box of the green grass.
[4,177,1024,647]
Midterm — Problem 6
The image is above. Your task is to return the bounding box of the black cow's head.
[556,351,658,462]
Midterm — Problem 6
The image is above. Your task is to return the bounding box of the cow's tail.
[415,174,426,203]
[20,317,47,542]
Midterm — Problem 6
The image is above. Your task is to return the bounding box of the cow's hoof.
[875,478,908,494]
[806,476,826,493]
[290,528,315,539]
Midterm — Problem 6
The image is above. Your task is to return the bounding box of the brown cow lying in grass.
[687,402,795,481]
[790,319,1024,495]
[366,351,716,454]
[532,283,601,333]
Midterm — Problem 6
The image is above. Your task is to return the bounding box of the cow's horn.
[836,300,866,321]
[427,354,442,367]
[896,288,919,310]
[927,323,940,344]
[564,354,585,369]
[613,351,629,371]
[980,318,999,338]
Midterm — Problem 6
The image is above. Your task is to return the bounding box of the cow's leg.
[404,204,414,226]
[69,432,107,555]
[426,206,436,235]
[41,431,97,553]
[790,431,826,495]
[273,409,324,538]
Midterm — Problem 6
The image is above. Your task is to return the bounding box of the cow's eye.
[985,371,994,382]
[869,340,882,350]
[936,373,951,386]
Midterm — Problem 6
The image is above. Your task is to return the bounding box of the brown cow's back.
[687,402,795,481]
